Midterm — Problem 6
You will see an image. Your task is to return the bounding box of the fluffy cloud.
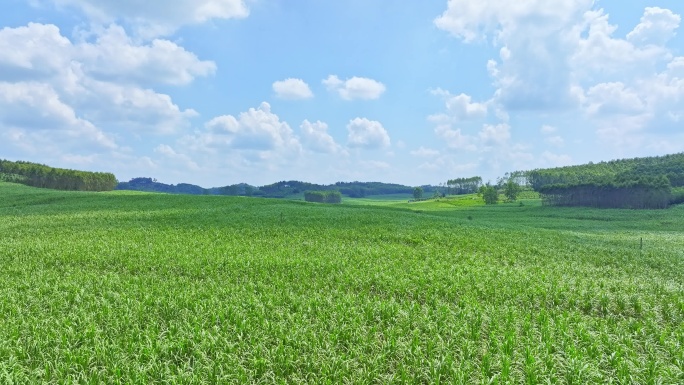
[584,82,646,116]
[433,119,517,155]
[171,103,308,184]
[154,144,199,171]
[79,79,198,134]
[434,1,582,110]
[203,102,301,152]
[300,120,344,154]
[0,82,84,131]
[446,93,487,120]
[323,75,386,100]
[434,0,592,43]
[571,10,683,148]
[78,25,216,86]
[0,20,220,182]
[346,118,391,149]
[0,22,207,140]
[0,82,117,155]
[272,78,314,100]
[434,125,476,151]
[435,0,588,111]
[0,23,215,87]
[627,7,681,46]
[639,58,684,121]
[572,9,673,77]
[479,123,511,146]
[0,23,72,79]
[431,89,488,121]
[41,0,249,37]
[578,55,684,144]
[435,2,684,156]
[435,0,679,111]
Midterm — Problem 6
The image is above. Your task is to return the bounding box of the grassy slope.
[0,182,683,383]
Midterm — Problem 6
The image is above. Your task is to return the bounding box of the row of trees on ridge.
[0,160,117,192]
[445,177,483,195]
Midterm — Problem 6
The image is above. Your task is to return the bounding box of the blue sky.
[1,0,683,187]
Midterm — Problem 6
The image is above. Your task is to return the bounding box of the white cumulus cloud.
[434,125,476,151]
[272,78,314,100]
[446,93,487,120]
[0,81,117,155]
[346,118,391,148]
[434,0,593,43]
[627,7,681,46]
[0,23,72,78]
[323,75,386,100]
[300,120,344,154]
[80,79,199,134]
[203,102,301,152]
[154,144,199,171]
[572,9,673,77]
[435,1,684,154]
[0,22,207,136]
[584,82,647,116]
[173,103,306,183]
[435,0,592,110]
[78,25,216,86]
[431,89,488,121]
[41,0,249,37]
[479,123,511,146]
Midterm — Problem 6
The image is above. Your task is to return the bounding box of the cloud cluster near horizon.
[0,1,682,186]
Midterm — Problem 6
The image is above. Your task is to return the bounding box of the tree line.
[522,153,684,191]
[446,177,482,195]
[538,176,672,209]
[0,159,117,192]
[517,153,684,209]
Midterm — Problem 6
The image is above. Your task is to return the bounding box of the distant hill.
[116,178,211,195]
[116,178,442,198]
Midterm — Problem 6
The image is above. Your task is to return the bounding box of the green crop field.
[1,182,683,384]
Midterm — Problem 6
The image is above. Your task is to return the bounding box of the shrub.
[482,186,499,205]
[670,188,684,206]
[304,190,342,204]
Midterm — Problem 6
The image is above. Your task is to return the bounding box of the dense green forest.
[519,153,684,209]
[0,160,117,192]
